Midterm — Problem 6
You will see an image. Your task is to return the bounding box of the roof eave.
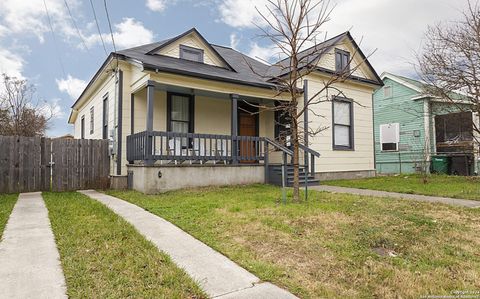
[145,27,236,72]
[142,63,277,90]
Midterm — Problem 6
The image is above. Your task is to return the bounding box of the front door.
[238,111,258,163]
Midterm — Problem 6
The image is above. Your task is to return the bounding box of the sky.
[0,0,470,137]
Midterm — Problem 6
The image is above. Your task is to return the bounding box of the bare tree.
[0,74,53,137]
[418,1,480,138]
[249,0,372,202]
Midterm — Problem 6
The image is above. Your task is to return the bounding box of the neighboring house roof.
[381,72,424,93]
[381,72,470,103]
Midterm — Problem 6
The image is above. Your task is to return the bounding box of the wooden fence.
[0,136,110,193]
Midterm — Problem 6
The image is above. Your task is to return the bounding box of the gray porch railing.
[126,131,320,186]
[127,131,264,164]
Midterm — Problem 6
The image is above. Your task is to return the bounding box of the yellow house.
[68,28,382,193]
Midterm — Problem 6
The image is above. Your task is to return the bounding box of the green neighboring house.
[373,72,479,175]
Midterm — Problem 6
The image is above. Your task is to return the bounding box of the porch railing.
[127,131,265,164]
[126,131,320,182]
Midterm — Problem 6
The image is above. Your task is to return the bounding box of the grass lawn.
[43,192,206,299]
[323,174,480,200]
[107,185,480,299]
[0,194,17,239]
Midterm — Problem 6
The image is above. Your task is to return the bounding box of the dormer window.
[335,49,350,72]
[179,45,204,63]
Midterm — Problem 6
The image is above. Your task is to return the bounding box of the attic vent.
[179,44,204,63]
[384,86,392,98]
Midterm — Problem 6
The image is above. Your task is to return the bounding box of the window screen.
[380,123,399,151]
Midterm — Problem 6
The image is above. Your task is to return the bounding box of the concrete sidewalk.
[79,190,297,299]
[313,185,480,208]
[0,192,67,299]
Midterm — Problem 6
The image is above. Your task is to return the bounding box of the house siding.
[156,33,227,68]
[306,74,376,173]
[373,78,426,174]
[73,73,116,140]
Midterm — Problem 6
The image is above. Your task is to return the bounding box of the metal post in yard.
[304,152,308,202]
[282,151,287,204]
[264,141,269,184]
[303,80,309,202]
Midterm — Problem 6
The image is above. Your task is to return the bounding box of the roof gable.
[269,32,382,86]
[146,28,234,71]
[381,72,423,93]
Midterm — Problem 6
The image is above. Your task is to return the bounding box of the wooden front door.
[238,111,257,163]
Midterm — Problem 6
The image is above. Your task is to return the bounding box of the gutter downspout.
[116,69,124,175]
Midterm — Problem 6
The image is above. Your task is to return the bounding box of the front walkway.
[313,185,480,208]
[79,190,297,299]
[0,192,67,299]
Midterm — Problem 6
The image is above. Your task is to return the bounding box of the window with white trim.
[380,123,400,151]
[332,98,353,150]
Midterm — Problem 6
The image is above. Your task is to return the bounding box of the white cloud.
[85,18,154,49]
[56,75,87,100]
[0,0,79,43]
[218,0,471,76]
[38,98,65,119]
[0,48,24,78]
[247,43,277,64]
[218,0,269,28]
[230,33,239,50]
[146,0,167,12]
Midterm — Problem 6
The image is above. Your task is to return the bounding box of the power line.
[89,0,109,56]
[103,0,119,69]
[63,0,90,52]
[42,0,73,97]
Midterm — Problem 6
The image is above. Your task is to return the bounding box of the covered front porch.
[127,79,283,165]
[124,79,319,193]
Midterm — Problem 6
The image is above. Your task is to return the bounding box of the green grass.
[107,185,480,299]
[323,174,480,200]
[43,192,206,299]
[0,194,17,239]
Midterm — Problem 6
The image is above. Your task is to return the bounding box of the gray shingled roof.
[115,28,381,89]
[116,34,276,88]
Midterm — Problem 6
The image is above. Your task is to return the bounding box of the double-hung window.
[81,115,85,139]
[102,94,108,139]
[332,97,353,150]
[89,106,94,135]
[167,93,194,147]
[335,49,350,72]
